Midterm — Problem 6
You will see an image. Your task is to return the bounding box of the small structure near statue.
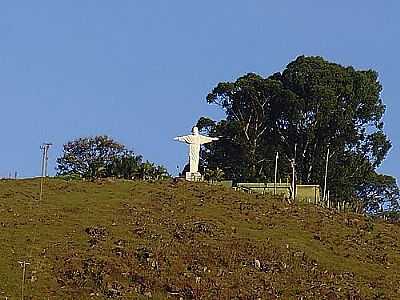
[174,126,218,181]
[235,182,321,204]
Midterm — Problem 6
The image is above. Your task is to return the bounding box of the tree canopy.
[56,135,169,180]
[198,56,398,212]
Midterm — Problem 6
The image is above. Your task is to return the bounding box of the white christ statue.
[174,126,218,181]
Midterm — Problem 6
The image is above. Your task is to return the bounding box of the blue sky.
[0,1,399,180]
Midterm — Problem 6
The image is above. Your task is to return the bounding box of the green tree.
[56,135,170,181]
[107,151,143,179]
[138,161,169,180]
[204,167,225,182]
[204,74,292,180]
[56,135,125,179]
[200,56,396,212]
[357,172,400,213]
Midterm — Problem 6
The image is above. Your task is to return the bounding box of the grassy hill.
[0,178,399,299]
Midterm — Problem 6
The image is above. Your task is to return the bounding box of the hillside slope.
[0,179,399,299]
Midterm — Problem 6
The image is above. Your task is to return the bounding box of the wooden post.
[290,159,296,202]
[314,186,317,205]
[18,261,30,300]
[323,145,330,202]
[274,152,278,195]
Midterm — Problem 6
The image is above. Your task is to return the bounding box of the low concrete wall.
[236,182,321,203]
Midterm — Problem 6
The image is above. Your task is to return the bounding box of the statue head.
[192,126,199,135]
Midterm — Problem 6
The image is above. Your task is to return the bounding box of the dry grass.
[0,178,399,299]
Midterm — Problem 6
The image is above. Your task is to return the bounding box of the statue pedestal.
[185,172,203,182]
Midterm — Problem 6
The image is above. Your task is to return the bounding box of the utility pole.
[323,144,330,202]
[291,143,297,202]
[39,143,52,201]
[18,260,30,300]
[274,151,279,195]
[41,143,52,177]
[290,158,296,202]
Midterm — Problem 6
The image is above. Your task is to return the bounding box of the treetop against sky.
[0,1,398,180]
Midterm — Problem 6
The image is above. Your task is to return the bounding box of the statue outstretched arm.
[198,136,219,144]
[174,135,195,144]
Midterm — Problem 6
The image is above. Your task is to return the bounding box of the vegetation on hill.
[56,135,169,180]
[197,56,398,214]
[0,178,399,299]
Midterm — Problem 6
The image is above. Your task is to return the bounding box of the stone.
[254,259,261,269]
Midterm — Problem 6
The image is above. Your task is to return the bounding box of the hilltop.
[0,179,399,299]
